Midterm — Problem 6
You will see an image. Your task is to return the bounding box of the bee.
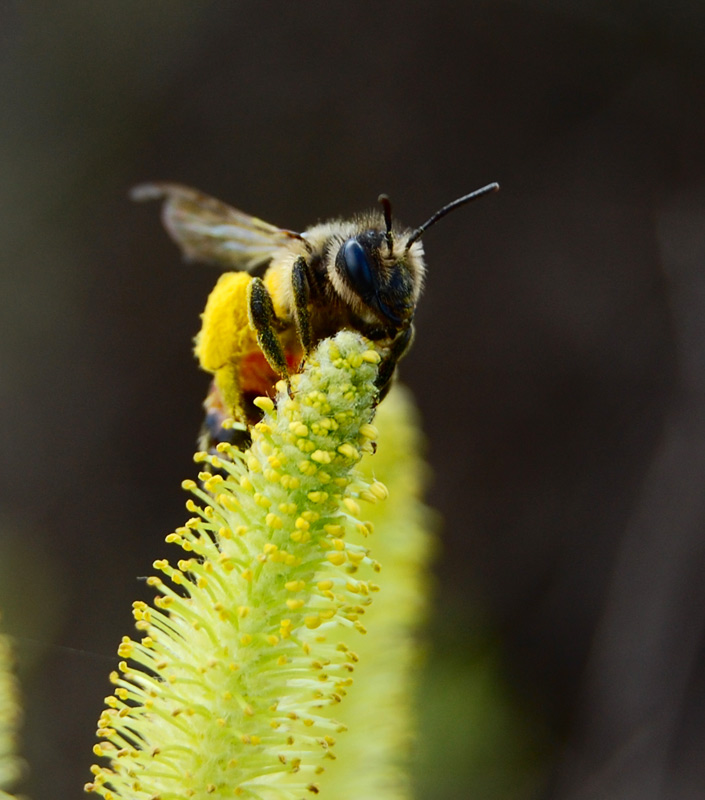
[132,181,499,449]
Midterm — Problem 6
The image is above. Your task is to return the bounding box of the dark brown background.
[2,2,705,798]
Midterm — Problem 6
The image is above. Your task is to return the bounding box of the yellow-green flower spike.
[315,385,432,799]
[87,332,388,800]
[0,629,22,799]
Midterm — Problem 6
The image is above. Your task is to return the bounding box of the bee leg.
[375,323,415,401]
[247,277,290,384]
[291,256,313,364]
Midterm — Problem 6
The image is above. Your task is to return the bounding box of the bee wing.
[131,182,302,271]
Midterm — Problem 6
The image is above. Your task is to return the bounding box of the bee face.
[328,227,423,335]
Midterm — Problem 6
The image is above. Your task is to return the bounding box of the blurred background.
[2,2,705,798]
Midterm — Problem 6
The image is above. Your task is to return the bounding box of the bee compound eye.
[341,238,375,296]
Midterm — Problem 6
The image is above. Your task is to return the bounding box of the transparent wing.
[131,182,302,271]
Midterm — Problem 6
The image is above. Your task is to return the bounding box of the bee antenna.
[404,182,500,253]
[378,193,394,255]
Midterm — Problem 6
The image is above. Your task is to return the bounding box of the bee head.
[334,228,420,333]
[330,183,499,335]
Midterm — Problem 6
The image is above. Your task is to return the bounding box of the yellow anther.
[326,552,346,566]
[219,494,239,511]
[343,498,361,516]
[265,513,283,529]
[295,516,310,530]
[305,615,322,629]
[241,569,253,582]
[253,396,274,413]
[293,423,309,437]
[317,580,333,590]
[310,449,332,464]
[286,598,305,610]
[307,491,329,504]
[337,443,359,459]
[356,522,372,537]
[362,349,381,363]
[254,493,272,508]
[240,634,253,646]
[285,580,306,591]
[359,423,378,440]
[298,460,315,475]
[324,524,343,537]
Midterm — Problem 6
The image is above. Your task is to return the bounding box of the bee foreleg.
[247,277,290,382]
[291,256,313,361]
[375,323,415,400]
